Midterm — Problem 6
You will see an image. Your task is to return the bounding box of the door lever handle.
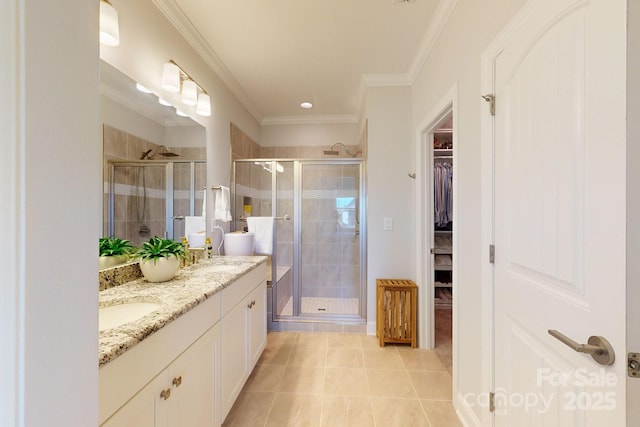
[548,330,615,366]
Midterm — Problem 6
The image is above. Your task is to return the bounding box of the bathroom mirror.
[100,60,206,270]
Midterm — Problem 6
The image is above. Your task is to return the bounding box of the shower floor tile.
[279,297,359,315]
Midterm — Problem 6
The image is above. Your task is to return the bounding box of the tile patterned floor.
[223,331,462,427]
[279,297,360,316]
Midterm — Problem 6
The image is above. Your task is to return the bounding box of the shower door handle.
[173,216,185,220]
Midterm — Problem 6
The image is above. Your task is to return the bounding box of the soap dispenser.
[205,237,212,258]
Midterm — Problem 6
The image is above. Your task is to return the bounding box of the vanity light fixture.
[300,102,313,109]
[181,80,198,106]
[161,60,211,116]
[196,93,211,117]
[99,0,120,47]
[161,62,181,92]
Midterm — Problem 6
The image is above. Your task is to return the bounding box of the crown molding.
[153,0,457,127]
[261,115,358,126]
[406,0,458,83]
[153,0,264,123]
[353,0,458,122]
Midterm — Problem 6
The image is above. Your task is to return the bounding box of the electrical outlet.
[384,218,393,231]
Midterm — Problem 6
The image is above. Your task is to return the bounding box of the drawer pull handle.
[172,376,182,387]
[160,388,171,400]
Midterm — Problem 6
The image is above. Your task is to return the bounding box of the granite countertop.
[99,256,267,367]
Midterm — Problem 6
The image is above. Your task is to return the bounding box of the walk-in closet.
[433,114,453,370]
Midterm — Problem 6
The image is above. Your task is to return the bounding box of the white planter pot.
[99,255,128,270]
[139,257,180,283]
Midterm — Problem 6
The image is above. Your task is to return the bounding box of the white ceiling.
[155,0,442,124]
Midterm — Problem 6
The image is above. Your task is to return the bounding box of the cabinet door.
[221,300,247,420]
[101,372,168,427]
[167,326,217,427]
[247,284,266,368]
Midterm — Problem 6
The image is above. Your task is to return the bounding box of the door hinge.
[489,391,495,412]
[629,353,640,377]
[482,94,495,116]
[489,244,495,264]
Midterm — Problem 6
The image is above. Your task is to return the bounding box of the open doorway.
[432,113,453,372]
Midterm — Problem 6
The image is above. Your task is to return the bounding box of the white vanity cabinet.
[102,325,218,427]
[220,266,267,420]
[100,291,222,427]
[99,261,266,427]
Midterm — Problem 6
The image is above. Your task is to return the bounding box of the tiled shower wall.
[103,124,205,246]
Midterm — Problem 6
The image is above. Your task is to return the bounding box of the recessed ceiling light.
[300,102,313,109]
[136,83,152,93]
[158,98,171,106]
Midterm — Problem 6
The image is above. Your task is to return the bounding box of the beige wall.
[0,0,100,424]
[410,0,527,423]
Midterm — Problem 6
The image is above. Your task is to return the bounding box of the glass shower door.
[299,162,361,316]
[171,161,206,241]
[274,161,294,317]
[108,163,166,247]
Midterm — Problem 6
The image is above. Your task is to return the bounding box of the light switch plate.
[384,218,393,231]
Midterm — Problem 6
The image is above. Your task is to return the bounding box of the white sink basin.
[99,302,161,332]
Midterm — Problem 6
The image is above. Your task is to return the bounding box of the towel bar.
[237,215,290,221]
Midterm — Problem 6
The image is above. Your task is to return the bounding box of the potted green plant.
[136,236,187,282]
[99,236,136,269]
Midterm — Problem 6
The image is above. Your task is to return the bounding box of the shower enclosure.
[106,160,206,246]
[232,159,367,325]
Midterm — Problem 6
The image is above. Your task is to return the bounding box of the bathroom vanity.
[98,256,267,426]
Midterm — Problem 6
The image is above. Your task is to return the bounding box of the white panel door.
[493,0,626,424]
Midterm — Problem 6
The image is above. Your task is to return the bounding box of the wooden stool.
[376,279,417,347]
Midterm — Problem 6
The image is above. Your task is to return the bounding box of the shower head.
[323,143,361,158]
[141,146,180,159]
[158,146,180,157]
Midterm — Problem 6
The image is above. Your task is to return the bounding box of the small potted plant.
[99,236,136,269]
[136,236,187,283]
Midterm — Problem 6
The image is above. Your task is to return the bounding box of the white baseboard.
[366,320,376,336]
[455,392,483,427]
